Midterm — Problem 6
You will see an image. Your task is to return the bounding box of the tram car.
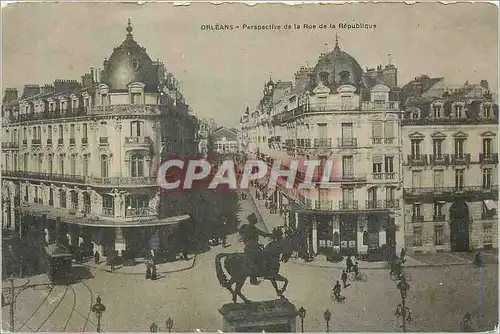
[44,244,73,284]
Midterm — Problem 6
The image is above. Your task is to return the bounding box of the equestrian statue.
[215,213,300,304]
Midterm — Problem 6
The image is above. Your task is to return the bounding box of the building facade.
[240,39,404,260]
[1,21,198,262]
[400,76,498,253]
[212,126,238,154]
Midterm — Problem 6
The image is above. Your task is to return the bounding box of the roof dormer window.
[432,104,442,118]
[409,108,420,119]
[454,103,464,118]
[49,102,54,112]
[482,103,492,119]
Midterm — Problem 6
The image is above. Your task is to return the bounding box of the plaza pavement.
[2,196,498,332]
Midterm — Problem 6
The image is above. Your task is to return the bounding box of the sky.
[2,2,498,127]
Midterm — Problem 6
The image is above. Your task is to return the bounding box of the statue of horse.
[215,228,300,304]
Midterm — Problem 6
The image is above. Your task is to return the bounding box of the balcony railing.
[384,137,396,145]
[430,154,450,166]
[99,137,108,145]
[69,138,76,145]
[31,139,41,146]
[306,102,359,112]
[411,216,424,223]
[90,105,164,116]
[372,137,383,145]
[82,137,88,145]
[1,142,19,149]
[58,138,64,145]
[341,173,367,182]
[339,200,358,210]
[407,154,427,166]
[451,153,471,165]
[366,200,382,209]
[433,214,446,221]
[404,185,498,197]
[83,204,91,214]
[479,153,498,164]
[385,199,399,209]
[338,138,358,148]
[102,207,115,217]
[385,172,396,180]
[361,101,399,111]
[90,176,157,186]
[373,172,383,180]
[314,138,332,148]
[402,117,499,126]
[314,200,333,210]
[125,136,152,145]
[125,207,155,217]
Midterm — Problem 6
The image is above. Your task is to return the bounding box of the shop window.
[363,231,369,245]
[413,227,423,246]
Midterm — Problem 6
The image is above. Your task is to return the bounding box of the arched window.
[47,125,52,140]
[131,154,144,177]
[59,189,66,208]
[100,155,109,177]
[32,126,37,140]
[339,71,351,85]
[48,154,53,174]
[13,129,17,144]
[70,154,77,175]
[37,154,43,173]
[102,195,115,216]
[23,127,27,140]
[333,232,340,246]
[319,72,329,86]
[37,126,41,140]
[130,121,143,137]
[58,124,63,139]
[363,231,369,245]
[82,154,89,176]
[58,154,64,174]
[70,190,78,210]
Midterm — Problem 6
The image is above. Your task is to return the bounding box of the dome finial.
[334,33,340,50]
[126,19,133,36]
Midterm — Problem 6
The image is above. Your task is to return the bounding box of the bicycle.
[390,270,412,282]
[349,272,368,282]
[330,292,347,303]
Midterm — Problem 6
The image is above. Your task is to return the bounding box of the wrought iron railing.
[451,153,471,165]
[430,154,450,166]
[407,154,427,166]
[479,153,498,164]
[337,138,357,148]
[339,200,358,210]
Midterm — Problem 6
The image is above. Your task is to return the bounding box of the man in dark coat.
[239,213,273,285]
[94,251,100,265]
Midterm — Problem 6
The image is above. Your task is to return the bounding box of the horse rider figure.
[239,213,273,285]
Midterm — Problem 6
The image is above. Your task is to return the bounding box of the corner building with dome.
[1,21,200,265]
[239,38,403,260]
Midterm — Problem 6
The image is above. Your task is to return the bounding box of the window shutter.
[384,122,394,138]
[372,122,382,137]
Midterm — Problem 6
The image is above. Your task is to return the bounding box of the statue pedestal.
[219,299,298,332]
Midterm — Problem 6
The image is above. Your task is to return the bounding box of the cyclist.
[333,280,342,300]
[353,261,360,279]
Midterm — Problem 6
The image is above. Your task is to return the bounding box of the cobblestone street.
[3,197,498,332]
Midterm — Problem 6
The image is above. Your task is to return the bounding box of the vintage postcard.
[1,2,498,332]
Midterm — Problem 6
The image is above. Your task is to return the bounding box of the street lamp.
[166,317,174,333]
[298,306,306,333]
[324,309,332,332]
[92,295,106,333]
[395,276,412,332]
[150,322,158,333]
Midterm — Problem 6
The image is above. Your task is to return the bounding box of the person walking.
[146,261,152,279]
[94,251,100,265]
[333,280,342,300]
[341,270,348,288]
[346,255,353,273]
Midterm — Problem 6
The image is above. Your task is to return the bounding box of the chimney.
[21,85,41,99]
[40,84,54,95]
[96,68,101,83]
[3,88,18,104]
[53,79,81,93]
[90,67,95,81]
[480,80,489,90]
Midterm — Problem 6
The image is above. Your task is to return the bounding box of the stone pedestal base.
[219,299,298,332]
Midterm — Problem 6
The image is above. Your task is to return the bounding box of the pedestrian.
[400,248,406,263]
[353,261,359,278]
[333,280,342,300]
[341,270,348,288]
[146,262,152,279]
[94,251,100,265]
[346,255,353,273]
[151,263,158,280]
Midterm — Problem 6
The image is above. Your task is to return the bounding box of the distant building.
[400,76,498,253]
[212,127,238,154]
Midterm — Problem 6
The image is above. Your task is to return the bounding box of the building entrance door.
[340,216,357,255]
[317,216,333,255]
[449,200,470,252]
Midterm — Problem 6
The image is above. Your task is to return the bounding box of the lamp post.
[395,275,411,332]
[92,295,106,333]
[166,317,174,333]
[298,306,306,333]
[324,309,332,333]
[150,322,158,333]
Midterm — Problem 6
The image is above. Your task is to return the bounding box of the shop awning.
[484,200,497,211]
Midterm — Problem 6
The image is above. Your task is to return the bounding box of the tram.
[44,244,73,284]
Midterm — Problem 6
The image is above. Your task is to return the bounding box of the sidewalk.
[248,187,286,233]
[82,254,196,275]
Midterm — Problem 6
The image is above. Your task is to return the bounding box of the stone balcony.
[124,136,152,148]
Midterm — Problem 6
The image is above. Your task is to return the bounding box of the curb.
[83,253,197,276]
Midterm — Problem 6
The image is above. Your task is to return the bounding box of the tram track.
[16,284,55,332]
[79,280,94,332]
[62,286,77,332]
[33,285,69,332]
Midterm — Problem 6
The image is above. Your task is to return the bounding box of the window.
[341,123,353,139]
[340,95,351,107]
[434,226,444,245]
[455,169,464,190]
[48,154,53,174]
[37,154,42,173]
[58,124,63,139]
[413,227,423,246]
[434,202,444,220]
[100,122,107,137]
[386,187,395,201]
[72,99,77,110]
[59,189,66,208]
[70,190,78,210]
[101,155,109,177]
[126,196,149,215]
[70,154,76,175]
[59,154,65,174]
[482,104,492,118]
[384,156,394,173]
[333,232,340,246]
[362,231,369,245]
[339,71,351,85]
[483,168,492,189]
[47,125,52,139]
[384,122,394,140]
[131,93,142,105]
[317,123,327,139]
[319,72,329,86]
[372,122,382,143]
[432,104,442,118]
[433,169,444,189]
[454,104,463,118]
[342,187,354,204]
[410,139,421,158]
[342,156,353,177]
[49,188,54,206]
[367,187,377,202]
[70,124,75,139]
[130,154,145,177]
[32,126,37,140]
[101,94,108,106]
[102,195,115,216]
[82,154,89,176]
[13,129,18,144]
[410,109,420,119]
[82,124,88,139]
[34,186,38,201]
[412,203,421,217]
[454,139,465,157]
[23,127,27,140]
[433,139,443,158]
[411,170,422,188]
[13,154,17,171]
[483,138,492,157]
[372,158,383,179]
[130,121,143,137]
[23,153,28,171]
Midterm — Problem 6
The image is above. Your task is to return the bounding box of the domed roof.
[101,20,158,92]
[311,36,363,90]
